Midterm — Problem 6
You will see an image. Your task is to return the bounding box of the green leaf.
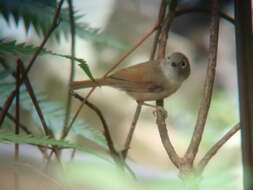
[0,131,109,161]
[0,40,95,80]
[78,61,95,81]
[0,1,127,49]
[0,40,45,56]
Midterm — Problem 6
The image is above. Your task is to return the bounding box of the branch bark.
[184,0,220,165]
[122,104,142,159]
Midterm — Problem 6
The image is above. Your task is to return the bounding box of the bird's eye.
[171,62,177,67]
[181,61,187,68]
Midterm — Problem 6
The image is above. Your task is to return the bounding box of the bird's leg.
[137,101,167,118]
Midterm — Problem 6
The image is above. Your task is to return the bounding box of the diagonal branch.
[72,93,136,177]
[15,61,21,162]
[198,123,241,171]
[62,0,76,138]
[72,93,118,157]
[122,104,142,159]
[0,0,64,129]
[175,7,235,25]
[184,0,220,165]
[18,61,53,137]
[156,109,181,168]
[0,90,16,126]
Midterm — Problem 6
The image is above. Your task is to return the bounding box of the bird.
[71,52,190,104]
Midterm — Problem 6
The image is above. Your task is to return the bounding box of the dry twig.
[198,123,241,171]
[122,104,142,159]
[62,0,76,138]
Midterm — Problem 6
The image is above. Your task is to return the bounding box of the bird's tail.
[71,78,107,90]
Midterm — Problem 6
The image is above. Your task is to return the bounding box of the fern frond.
[0,40,94,80]
[0,40,42,56]
[0,83,107,149]
[0,131,110,161]
[0,0,127,49]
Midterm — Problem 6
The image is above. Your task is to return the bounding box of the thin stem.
[18,61,53,137]
[175,7,235,25]
[104,24,159,77]
[150,0,166,60]
[122,104,142,159]
[15,61,21,162]
[72,93,136,177]
[198,123,241,171]
[185,0,220,165]
[0,0,64,129]
[153,0,181,168]
[0,90,16,127]
[17,0,64,88]
[72,93,118,157]
[62,0,76,138]
[156,109,180,168]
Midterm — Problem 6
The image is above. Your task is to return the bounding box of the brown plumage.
[71,52,190,101]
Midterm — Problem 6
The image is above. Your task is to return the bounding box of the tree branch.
[156,109,181,168]
[185,0,220,165]
[62,0,76,139]
[72,93,136,177]
[198,123,241,171]
[122,104,142,159]
[175,7,235,25]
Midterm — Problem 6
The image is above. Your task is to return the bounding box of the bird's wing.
[106,61,165,92]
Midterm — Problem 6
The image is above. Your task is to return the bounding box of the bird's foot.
[153,106,168,118]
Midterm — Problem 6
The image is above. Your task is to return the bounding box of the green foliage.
[0,81,107,149]
[0,131,110,161]
[78,61,95,81]
[0,40,37,56]
[0,0,127,49]
[0,40,95,80]
[0,131,76,148]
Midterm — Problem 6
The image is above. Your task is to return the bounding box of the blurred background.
[0,0,241,189]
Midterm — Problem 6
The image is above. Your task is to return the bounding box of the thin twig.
[157,0,177,59]
[175,7,235,25]
[70,148,76,161]
[0,107,49,158]
[153,0,181,167]
[72,93,136,177]
[0,0,64,129]
[185,0,220,165]
[0,107,30,134]
[62,0,76,138]
[198,123,241,171]
[17,0,64,89]
[0,90,16,126]
[18,61,53,137]
[104,24,159,77]
[150,0,166,60]
[156,109,180,168]
[15,60,21,162]
[122,104,142,159]
[72,93,118,157]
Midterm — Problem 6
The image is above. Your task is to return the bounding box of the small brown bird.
[71,52,190,102]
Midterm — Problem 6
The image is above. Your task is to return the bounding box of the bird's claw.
[153,106,168,118]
